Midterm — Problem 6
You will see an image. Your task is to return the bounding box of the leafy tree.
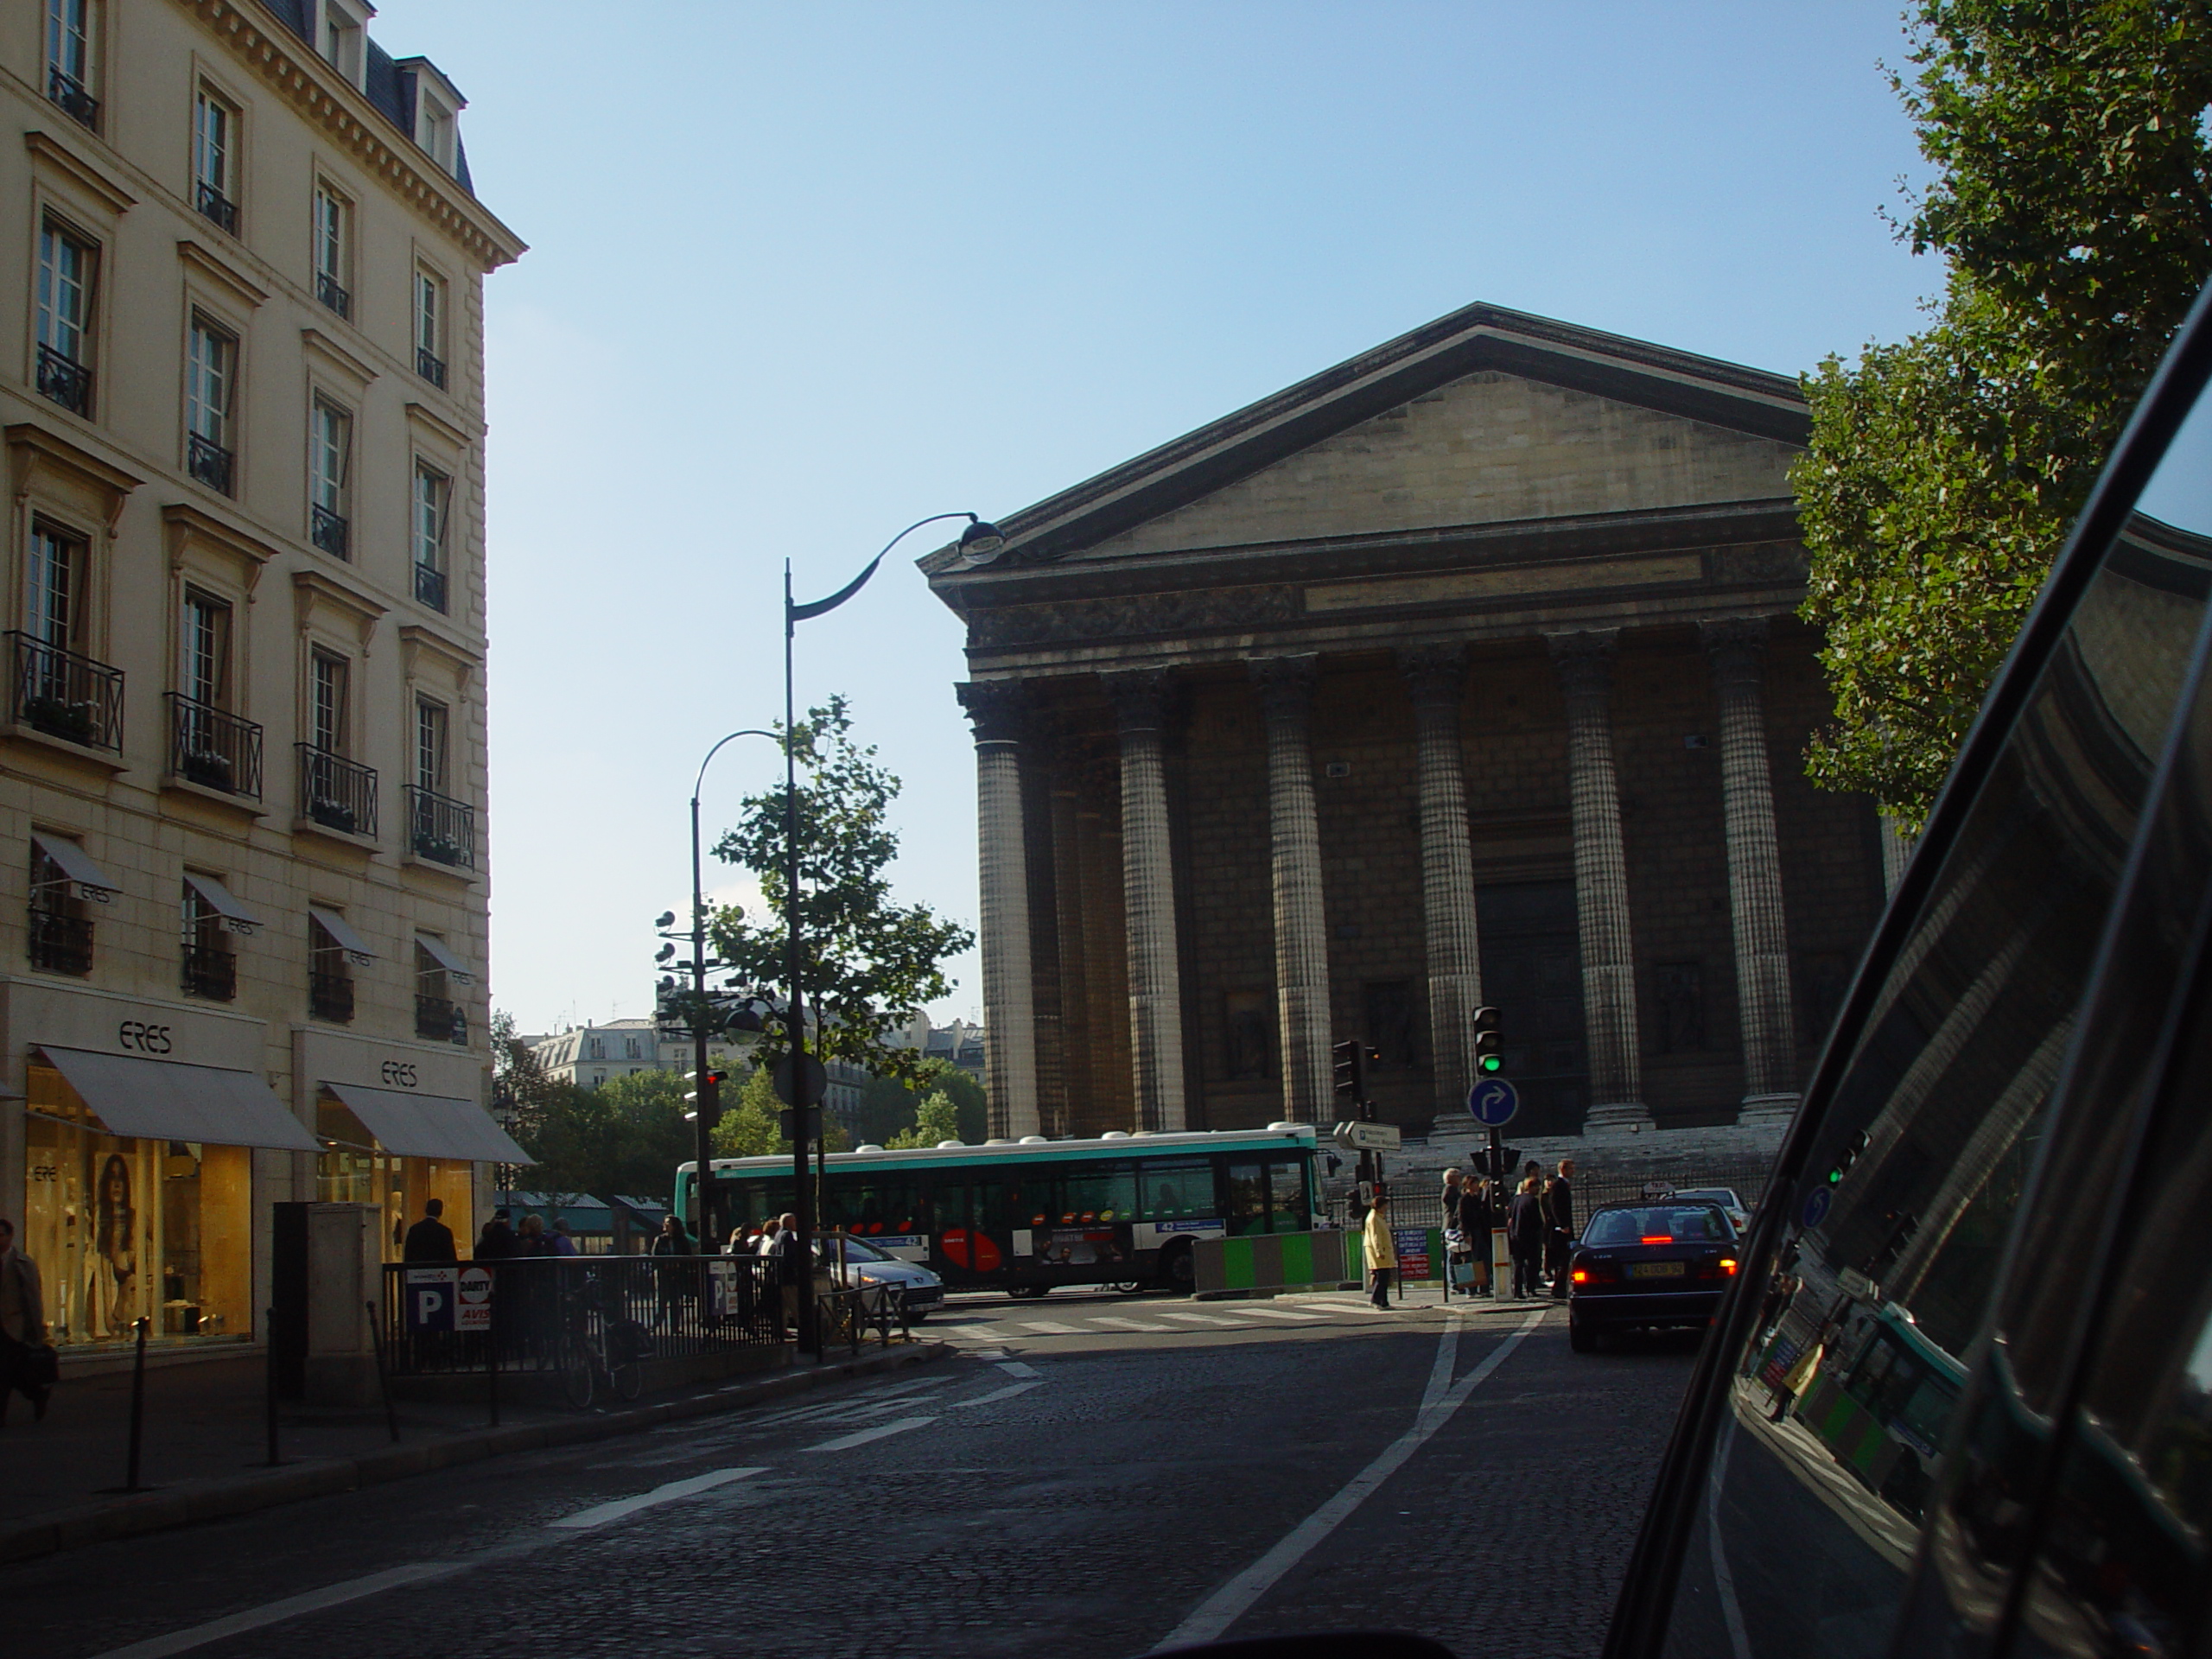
[709,696,975,1077]
[853,1060,986,1147]
[709,1065,850,1159]
[855,1073,923,1145]
[887,1091,962,1149]
[1798,1,2212,827]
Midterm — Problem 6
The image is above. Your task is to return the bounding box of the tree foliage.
[493,1012,698,1200]
[887,1092,962,1149]
[856,1061,987,1147]
[709,1064,851,1160]
[1798,0,2212,827]
[709,696,975,1079]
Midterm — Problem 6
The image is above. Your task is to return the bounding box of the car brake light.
[1640,1236,1674,1244]
[1721,1258,1738,1274]
[1572,1268,1588,1283]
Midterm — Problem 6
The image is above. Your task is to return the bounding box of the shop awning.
[308,906,376,963]
[323,1082,534,1165]
[184,870,262,934]
[31,834,118,901]
[36,1046,321,1152]
[413,932,474,984]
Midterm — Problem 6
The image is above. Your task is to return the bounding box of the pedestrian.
[768,1211,806,1337]
[1440,1168,1468,1297]
[474,1207,517,1261]
[550,1217,582,1257]
[1362,1192,1396,1308]
[402,1197,457,1263]
[516,1213,552,1255]
[1508,1175,1546,1300]
[726,1224,751,1256]
[1455,1173,1492,1296]
[1545,1159,1576,1299]
[755,1217,782,1255]
[0,1217,54,1426]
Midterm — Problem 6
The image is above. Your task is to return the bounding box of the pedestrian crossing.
[929,1296,1402,1344]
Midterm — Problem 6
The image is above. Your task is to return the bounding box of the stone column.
[957,681,1039,1139]
[1879,817,1914,898]
[1547,630,1651,1129]
[1701,619,1800,1122]
[1399,645,1484,1116]
[1251,655,1332,1123]
[1048,770,1089,1140]
[1105,669,1186,1132]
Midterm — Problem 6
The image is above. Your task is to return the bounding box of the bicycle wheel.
[611,1360,643,1402]
[559,1340,595,1410]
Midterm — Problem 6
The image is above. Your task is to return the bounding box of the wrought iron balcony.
[416,994,467,1044]
[406,785,475,869]
[299,744,378,839]
[195,181,237,235]
[29,908,92,976]
[312,504,350,559]
[9,631,123,751]
[416,347,447,389]
[181,944,237,1001]
[414,562,448,613]
[37,344,92,416]
[188,431,233,494]
[166,694,263,798]
[315,270,351,320]
[309,969,354,1023]
[48,67,98,129]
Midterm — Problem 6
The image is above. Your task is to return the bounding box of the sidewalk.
[0,1338,949,1566]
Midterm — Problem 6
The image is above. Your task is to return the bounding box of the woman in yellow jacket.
[1363,1191,1396,1308]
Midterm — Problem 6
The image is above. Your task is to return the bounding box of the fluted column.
[1105,669,1186,1131]
[1048,769,1089,1140]
[1251,655,1332,1123]
[1701,619,1799,1120]
[1400,645,1483,1116]
[1548,630,1650,1129]
[957,681,1039,1139]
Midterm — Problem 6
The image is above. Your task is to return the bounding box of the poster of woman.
[92,1153,135,1337]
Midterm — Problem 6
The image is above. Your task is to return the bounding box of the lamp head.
[654,911,677,930]
[956,516,1006,567]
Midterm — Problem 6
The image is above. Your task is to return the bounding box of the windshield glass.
[1584,1205,1729,1245]
[822,1236,887,1262]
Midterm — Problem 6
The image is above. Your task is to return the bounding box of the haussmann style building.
[928,303,1894,1153]
[1,0,526,1361]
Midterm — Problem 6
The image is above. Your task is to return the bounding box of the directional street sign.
[1334,1120,1402,1153]
[1466,1077,1519,1128]
[1800,1186,1833,1231]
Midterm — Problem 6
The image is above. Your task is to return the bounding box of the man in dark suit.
[402,1198,458,1263]
[1544,1159,1576,1298]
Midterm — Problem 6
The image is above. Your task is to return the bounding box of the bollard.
[365,1300,400,1445]
[264,1306,281,1465]
[124,1316,149,1491]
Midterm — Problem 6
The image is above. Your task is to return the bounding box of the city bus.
[675,1124,1322,1294]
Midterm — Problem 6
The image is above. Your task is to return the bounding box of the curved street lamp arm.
[693,728,781,807]
[787,511,983,626]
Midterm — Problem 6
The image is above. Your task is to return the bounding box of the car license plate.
[1629,1261,1686,1279]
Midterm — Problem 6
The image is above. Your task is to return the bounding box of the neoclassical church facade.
[925,304,1890,1145]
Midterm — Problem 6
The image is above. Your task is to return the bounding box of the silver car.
[817,1232,944,1321]
[1669,1186,1751,1235]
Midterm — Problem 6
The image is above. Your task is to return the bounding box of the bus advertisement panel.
[677,1126,1321,1294]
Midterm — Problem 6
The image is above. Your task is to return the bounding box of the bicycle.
[556,1274,649,1409]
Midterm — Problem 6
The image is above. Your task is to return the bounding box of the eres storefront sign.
[116,1020,175,1054]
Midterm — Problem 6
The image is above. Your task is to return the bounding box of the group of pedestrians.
[1357,1158,1578,1308]
[0,1216,54,1427]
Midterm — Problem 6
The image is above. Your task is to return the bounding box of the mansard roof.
[925,301,1807,575]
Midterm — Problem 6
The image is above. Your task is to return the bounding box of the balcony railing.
[10,632,123,751]
[315,270,351,319]
[167,694,263,798]
[48,67,99,129]
[416,995,467,1044]
[29,908,92,976]
[414,562,448,613]
[406,785,475,869]
[309,969,354,1023]
[416,347,447,389]
[38,343,92,416]
[195,181,237,235]
[312,504,350,559]
[181,944,237,1001]
[188,431,233,494]
[299,744,378,839]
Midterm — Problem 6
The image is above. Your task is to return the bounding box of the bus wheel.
[1007,1284,1049,1300]
[1110,1281,1146,1295]
[1160,1243,1195,1294]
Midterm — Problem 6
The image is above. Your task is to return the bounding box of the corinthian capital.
[1249,654,1319,723]
[1396,643,1467,712]
[1103,668,1173,734]
[1699,616,1771,695]
[956,679,1028,744]
[1546,628,1618,703]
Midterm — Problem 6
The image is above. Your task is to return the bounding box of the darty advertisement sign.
[404,1265,493,1332]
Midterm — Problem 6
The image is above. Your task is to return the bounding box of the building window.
[624,1036,641,1060]
[406,696,472,868]
[29,842,93,976]
[45,0,98,128]
[170,589,259,796]
[24,521,81,652]
[181,877,236,1001]
[309,399,351,557]
[311,184,351,318]
[320,0,366,86]
[411,462,448,611]
[415,696,448,792]
[416,89,456,171]
[310,651,348,754]
[186,315,236,494]
[193,86,238,234]
[11,522,120,751]
[414,269,446,388]
[180,588,228,709]
[415,939,463,1043]
[587,1037,605,1061]
[1654,961,1707,1054]
[309,914,353,1022]
[35,220,96,417]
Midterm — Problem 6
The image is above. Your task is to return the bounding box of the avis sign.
[404,1265,493,1332]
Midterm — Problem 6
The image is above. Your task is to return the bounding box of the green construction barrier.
[1192,1229,1351,1294]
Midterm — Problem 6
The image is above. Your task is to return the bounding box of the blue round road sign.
[1467,1077,1519,1127]
[1800,1186,1832,1230]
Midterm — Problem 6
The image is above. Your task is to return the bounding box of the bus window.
[930,1178,969,1237]
[1227,1162,1268,1236]
[1267,1160,1310,1232]
[1059,1164,1135,1224]
[976,1167,1047,1235]
[1140,1158,1213,1220]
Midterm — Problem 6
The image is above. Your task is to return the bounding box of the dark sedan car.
[1566,1201,1738,1351]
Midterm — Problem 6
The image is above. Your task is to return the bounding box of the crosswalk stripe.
[1015,1320,1084,1334]
[1156,1311,1249,1326]
[1230,1306,1327,1320]
[1088,1316,1172,1332]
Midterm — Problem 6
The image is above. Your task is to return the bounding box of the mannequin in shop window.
[92,1155,134,1337]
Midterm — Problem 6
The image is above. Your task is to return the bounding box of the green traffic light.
[1827,1167,1844,1185]
[1479,1055,1503,1073]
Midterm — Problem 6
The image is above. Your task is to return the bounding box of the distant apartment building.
[2,0,524,1357]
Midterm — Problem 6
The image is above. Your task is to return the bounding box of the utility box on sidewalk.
[302,1203,383,1406]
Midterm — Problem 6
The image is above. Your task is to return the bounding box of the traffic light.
[685,1068,728,1130]
[1827,1129,1870,1187]
[1332,1039,1366,1103]
[1471,1005,1503,1075]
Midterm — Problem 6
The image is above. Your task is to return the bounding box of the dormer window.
[398,57,466,179]
[321,0,367,89]
[417,93,454,171]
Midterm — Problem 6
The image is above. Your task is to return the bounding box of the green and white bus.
[677,1124,1321,1294]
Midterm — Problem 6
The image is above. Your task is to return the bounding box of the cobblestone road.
[3,1289,1697,1659]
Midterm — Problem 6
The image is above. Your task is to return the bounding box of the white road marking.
[1229,1305,1326,1322]
[802,1414,937,1452]
[550,1466,767,1529]
[1156,1311,1249,1327]
[996,1360,1040,1377]
[1159,1309,1546,1649]
[1088,1316,1172,1332]
[89,1563,467,1658]
[1014,1320,1084,1334]
[951,1381,1044,1408]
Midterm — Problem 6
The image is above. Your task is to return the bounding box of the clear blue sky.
[360,2,1936,1037]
